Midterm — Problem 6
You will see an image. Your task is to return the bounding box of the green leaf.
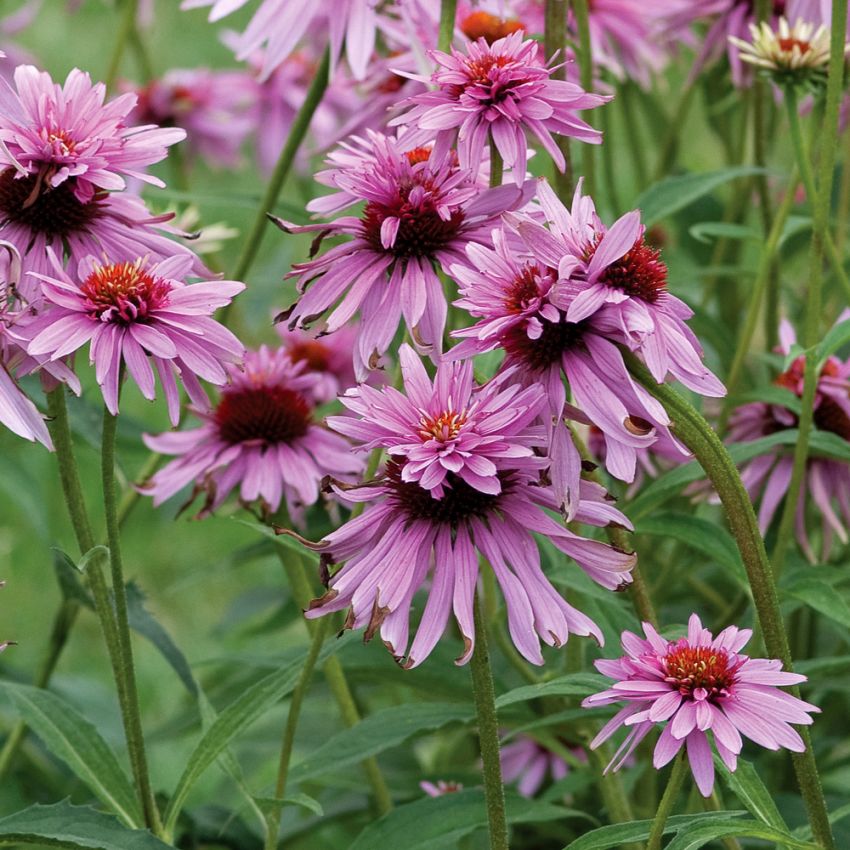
[563,812,747,849]
[636,513,746,586]
[0,683,141,828]
[716,757,788,831]
[664,818,819,850]
[688,222,759,244]
[163,633,353,834]
[254,792,323,819]
[231,517,320,561]
[817,318,850,366]
[125,582,198,696]
[783,576,850,629]
[0,801,171,848]
[730,386,804,415]
[289,701,473,785]
[495,674,608,709]
[349,789,575,850]
[635,167,766,226]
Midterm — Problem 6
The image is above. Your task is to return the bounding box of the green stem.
[104,0,139,91]
[117,451,163,528]
[437,0,458,53]
[489,140,503,187]
[653,80,697,181]
[572,0,596,197]
[620,82,649,190]
[264,616,330,850]
[102,409,162,835]
[0,389,92,779]
[624,353,835,849]
[276,549,392,814]
[229,47,330,286]
[719,173,797,427]
[773,37,847,572]
[545,0,574,198]
[585,745,639,850]
[470,594,509,850]
[646,751,688,850]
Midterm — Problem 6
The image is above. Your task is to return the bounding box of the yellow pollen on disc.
[419,410,467,442]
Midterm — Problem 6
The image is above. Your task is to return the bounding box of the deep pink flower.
[583,614,819,796]
[126,68,257,168]
[276,131,534,378]
[298,345,636,668]
[449,201,689,517]
[16,253,244,424]
[181,0,395,81]
[393,31,608,185]
[0,65,206,299]
[141,346,362,519]
[727,317,850,562]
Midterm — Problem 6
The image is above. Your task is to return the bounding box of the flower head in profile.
[501,734,583,797]
[583,614,819,796]
[16,253,244,424]
[127,68,258,168]
[141,346,362,519]
[393,31,608,185]
[727,316,850,562]
[458,7,526,44]
[298,345,636,669]
[0,65,207,298]
[275,131,533,378]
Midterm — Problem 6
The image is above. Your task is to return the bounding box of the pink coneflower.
[126,68,257,169]
[275,131,533,378]
[393,31,608,185]
[500,735,583,797]
[297,345,636,668]
[582,614,819,796]
[140,346,362,519]
[16,253,244,424]
[420,779,464,796]
[0,65,206,299]
[275,325,359,405]
[727,317,850,562]
[458,7,527,44]
[449,198,688,516]
[181,0,394,81]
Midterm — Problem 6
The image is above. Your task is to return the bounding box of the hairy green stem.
[265,616,330,849]
[229,47,330,289]
[438,0,458,53]
[625,353,835,849]
[105,0,139,91]
[0,389,91,779]
[772,21,847,573]
[545,0,574,198]
[470,594,509,850]
[719,173,797,427]
[276,550,392,814]
[646,750,688,850]
[102,409,162,834]
[489,140,504,187]
[572,0,596,197]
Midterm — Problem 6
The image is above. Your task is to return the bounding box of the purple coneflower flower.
[181,0,394,81]
[17,253,244,424]
[393,31,608,185]
[126,68,257,169]
[500,734,582,797]
[582,613,819,796]
[728,317,850,562]
[0,65,205,298]
[298,345,636,668]
[275,131,533,378]
[420,779,464,797]
[449,194,690,516]
[141,346,362,519]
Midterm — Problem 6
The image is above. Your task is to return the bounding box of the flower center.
[590,237,668,303]
[419,410,467,442]
[286,339,331,372]
[775,357,850,440]
[80,261,172,324]
[360,182,465,259]
[460,11,525,44]
[0,169,103,236]
[42,127,77,156]
[662,643,738,697]
[503,313,587,371]
[215,385,312,445]
[504,264,547,313]
[385,459,507,525]
[777,36,811,54]
[405,147,432,165]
